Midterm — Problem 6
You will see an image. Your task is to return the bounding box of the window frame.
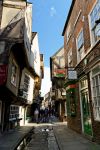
[89,0,100,46]
[76,28,84,62]
[90,64,100,121]
[23,73,30,93]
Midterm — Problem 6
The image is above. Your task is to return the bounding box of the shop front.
[65,80,82,133]
[79,77,93,136]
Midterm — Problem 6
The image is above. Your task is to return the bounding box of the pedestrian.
[34,108,39,123]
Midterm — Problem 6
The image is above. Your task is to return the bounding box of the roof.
[62,0,75,36]
[32,32,37,40]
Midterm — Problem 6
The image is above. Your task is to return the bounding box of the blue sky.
[28,0,72,67]
[28,0,72,96]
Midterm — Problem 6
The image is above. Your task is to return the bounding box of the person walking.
[34,108,39,123]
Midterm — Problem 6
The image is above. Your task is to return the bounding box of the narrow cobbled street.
[25,124,59,150]
[24,121,100,150]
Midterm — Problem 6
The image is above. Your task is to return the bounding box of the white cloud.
[50,6,56,17]
[41,66,52,96]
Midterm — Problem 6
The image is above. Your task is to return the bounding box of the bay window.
[91,64,100,121]
[90,0,100,44]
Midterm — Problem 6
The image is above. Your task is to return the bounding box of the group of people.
[34,108,55,123]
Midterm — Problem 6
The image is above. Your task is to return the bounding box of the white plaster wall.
[31,33,41,77]
[1,7,20,30]
[53,47,65,71]
[1,0,26,31]
[24,3,32,63]
[19,106,24,126]
[55,47,65,68]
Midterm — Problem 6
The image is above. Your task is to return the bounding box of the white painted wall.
[1,1,26,32]
[53,47,65,70]
[24,3,32,63]
[30,33,41,77]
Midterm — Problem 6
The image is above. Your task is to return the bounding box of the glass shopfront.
[80,78,93,136]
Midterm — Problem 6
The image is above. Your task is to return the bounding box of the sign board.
[0,65,8,85]
[54,69,66,77]
[68,68,77,79]
[66,84,76,91]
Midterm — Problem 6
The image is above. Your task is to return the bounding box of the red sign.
[66,84,76,90]
[0,65,8,85]
[54,69,66,77]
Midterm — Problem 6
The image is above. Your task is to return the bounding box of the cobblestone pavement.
[25,124,59,150]
[53,122,100,150]
[24,122,100,150]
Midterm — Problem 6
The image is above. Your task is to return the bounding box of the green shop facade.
[65,72,93,137]
[65,47,100,143]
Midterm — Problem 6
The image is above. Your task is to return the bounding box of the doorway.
[80,78,93,136]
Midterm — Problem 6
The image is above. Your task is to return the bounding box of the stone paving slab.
[53,123,100,150]
[0,126,34,150]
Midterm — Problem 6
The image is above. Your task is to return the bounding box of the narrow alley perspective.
[0,0,100,150]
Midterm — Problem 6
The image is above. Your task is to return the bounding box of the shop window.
[9,105,19,120]
[91,66,100,121]
[66,88,76,117]
[23,74,30,93]
[89,0,100,45]
[11,62,17,86]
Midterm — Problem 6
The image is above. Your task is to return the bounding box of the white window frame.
[23,73,30,93]
[11,60,18,87]
[9,105,19,120]
[76,28,84,63]
[90,63,100,121]
[79,77,89,133]
[89,0,100,46]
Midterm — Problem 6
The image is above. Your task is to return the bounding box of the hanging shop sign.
[54,69,66,77]
[67,68,77,79]
[66,84,76,91]
[0,65,8,85]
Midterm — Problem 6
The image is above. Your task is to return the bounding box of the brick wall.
[63,0,100,142]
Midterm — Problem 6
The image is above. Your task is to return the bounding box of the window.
[23,74,30,93]
[91,65,100,121]
[68,49,73,67]
[9,105,19,120]
[77,29,84,62]
[11,62,17,86]
[90,0,100,44]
